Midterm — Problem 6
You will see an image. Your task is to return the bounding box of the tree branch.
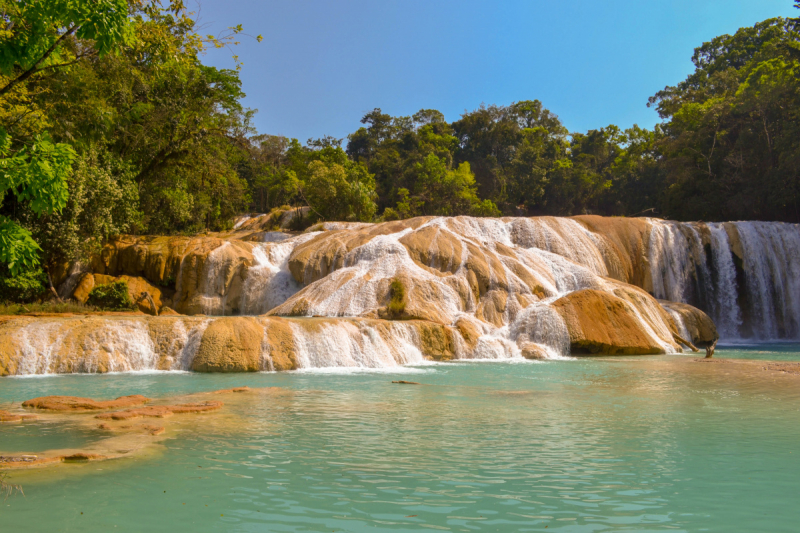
[0,24,81,96]
[34,50,97,74]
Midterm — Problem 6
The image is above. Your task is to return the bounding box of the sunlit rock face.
[0,315,456,375]
[26,214,800,374]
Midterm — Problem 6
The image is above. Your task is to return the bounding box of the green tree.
[649,15,800,221]
[0,0,133,96]
[452,100,569,214]
[0,0,134,273]
[0,131,74,273]
[19,145,141,265]
[386,154,499,218]
[301,146,377,222]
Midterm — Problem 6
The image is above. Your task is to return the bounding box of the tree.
[385,154,499,218]
[0,0,134,273]
[0,0,133,96]
[301,146,377,222]
[649,15,800,221]
[452,100,569,213]
[20,145,141,265]
[0,131,74,273]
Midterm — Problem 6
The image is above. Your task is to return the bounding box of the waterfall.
[285,320,425,369]
[648,220,704,303]
[194,241,234,315]
[21,215,799,376]
[0,316,438,375]
[735,222,800,339]
[510,301,571,358]
[508,217,609,276]
[648,220,800,340]
[708,223,742,338]
[239,240,303,315]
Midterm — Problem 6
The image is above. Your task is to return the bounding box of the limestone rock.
[519,342,548,360]
[88,235,256,315]
[399,224,463,274]
[660,300,719,347]
[22,395,150,411]
[571,215,651,286]
[261,317,299,371]
[73,273,165,315]
[192,317,264,372]
[553,289,675,355]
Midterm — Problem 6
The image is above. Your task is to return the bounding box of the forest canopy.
[0,0,799,301]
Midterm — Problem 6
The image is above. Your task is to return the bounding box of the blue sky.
[194,0,796,142]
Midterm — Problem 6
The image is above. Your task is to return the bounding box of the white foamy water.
[284,320,425,370]
[648,219,800,340]
[16,216,800,375]
[239,235,313,315]
[708,223,742,338]
[510,301,571,358]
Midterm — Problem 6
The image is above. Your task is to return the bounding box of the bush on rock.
[87,281,134,310]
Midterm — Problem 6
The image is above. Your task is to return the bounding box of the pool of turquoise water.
[2,349,800,532]
[715,342,800,361]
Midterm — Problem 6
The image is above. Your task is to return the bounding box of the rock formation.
[2,214,764,374]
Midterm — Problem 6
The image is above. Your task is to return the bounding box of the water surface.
[2,351,800,532]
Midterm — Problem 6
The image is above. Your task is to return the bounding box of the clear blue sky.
[194,0,796,142]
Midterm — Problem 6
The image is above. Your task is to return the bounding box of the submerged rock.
[0,410,37,423]
[22,395,151,411]
[95,401,223,420]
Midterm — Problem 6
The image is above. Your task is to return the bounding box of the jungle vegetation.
[0,0,799,301]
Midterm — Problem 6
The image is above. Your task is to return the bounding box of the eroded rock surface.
[0,215,731,374]
[95,401,223,420]
[22,395,150,411]
[0,387,282,470]
[553,289,672,355]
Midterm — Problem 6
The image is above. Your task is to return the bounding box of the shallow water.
[2,351,800,532]
[715,342,800,361]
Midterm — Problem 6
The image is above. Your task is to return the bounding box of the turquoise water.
[2,351,800,532]
[715,342,800,361]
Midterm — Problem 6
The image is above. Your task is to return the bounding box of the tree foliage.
[648,13,800,221]
[0,0,798,304]
[0,130,75,273]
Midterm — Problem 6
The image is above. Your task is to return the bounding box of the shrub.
[387,278,406,318]
[0,267,48,303]
[87,280,134,310]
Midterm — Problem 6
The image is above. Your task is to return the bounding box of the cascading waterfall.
[8,317,213,374]
[285,320,425,369]
[510,301,571,358]
[648,220,700,304]
[735,222,800,339]
[708,223,742,338]
[1,316,434,375]
[12,215,799,375]
[648,219,800,340]
[197,241,234,315]
[239,238,307,315]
